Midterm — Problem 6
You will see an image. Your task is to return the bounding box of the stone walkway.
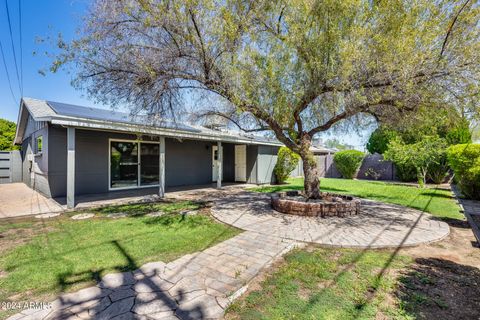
[9,190,450,320]
[9,232,296,320]
[211,192,450,248]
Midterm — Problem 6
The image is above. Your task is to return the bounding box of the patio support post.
[217,141,222,189]
[67,127,75,209]
[159,136,165,197]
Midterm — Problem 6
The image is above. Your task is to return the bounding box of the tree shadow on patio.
[394,257,480,320]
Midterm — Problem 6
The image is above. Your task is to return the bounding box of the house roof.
[14,98,283,146]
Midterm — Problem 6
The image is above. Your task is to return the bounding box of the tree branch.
[440,0,471,57]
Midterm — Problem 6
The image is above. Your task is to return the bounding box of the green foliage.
[447,144,480,199]
[323,138,353,151]
[394,163,418,182]
[426,158,450,185]
[0,118,19,151]
[274,147,301,184]
[333,150,365,179]
[445,119,472,145]
[366,128,398,154]
[385,137,448,185]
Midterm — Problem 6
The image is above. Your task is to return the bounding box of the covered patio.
[0,182,251,219]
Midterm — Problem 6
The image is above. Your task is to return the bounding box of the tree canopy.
[0,119,19,151]
[55,0,480,197]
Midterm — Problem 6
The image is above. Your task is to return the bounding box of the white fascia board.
[13,103,25,144]
[51,117,283,147]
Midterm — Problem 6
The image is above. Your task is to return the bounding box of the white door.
[235,145,247,182]
[212,145,219,182]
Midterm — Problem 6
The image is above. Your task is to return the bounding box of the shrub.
[445,119,472,145]
[447,144,480,199]
[274,147,301,184]
[366,128,398,154]
[427,154,449,184]
[333,150,364,179]
[385,137,448,186]
[394,163,418,182]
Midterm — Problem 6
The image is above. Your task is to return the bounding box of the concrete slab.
[0,183,63,219]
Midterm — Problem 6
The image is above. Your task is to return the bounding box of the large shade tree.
[55,0,480,198]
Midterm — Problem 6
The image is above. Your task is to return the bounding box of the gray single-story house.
[14,98,284,208]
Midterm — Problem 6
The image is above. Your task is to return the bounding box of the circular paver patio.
[211,192,450,248]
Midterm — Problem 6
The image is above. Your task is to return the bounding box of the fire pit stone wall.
[271,191,361,218]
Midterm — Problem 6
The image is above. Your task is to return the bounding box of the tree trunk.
[302,154,322,199]
[298,134,321,199]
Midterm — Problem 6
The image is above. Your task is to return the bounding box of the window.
[110,140,160,189]
[36,136,43,153]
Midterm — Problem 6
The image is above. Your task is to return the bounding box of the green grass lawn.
[0,200,239,311]
[227,247,412,320]
[251,178,462,220]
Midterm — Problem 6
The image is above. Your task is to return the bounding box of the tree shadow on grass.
[419,190,455,199]
[394,257,480,320]
[55,240,205,319]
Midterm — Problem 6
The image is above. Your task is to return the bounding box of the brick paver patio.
[9,190,450,319]
[211,191,450,248]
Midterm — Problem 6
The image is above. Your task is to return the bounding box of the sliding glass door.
[140,143,160,186]
[110,140,160,190]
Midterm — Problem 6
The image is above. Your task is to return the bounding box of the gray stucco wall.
[256,145,279,184]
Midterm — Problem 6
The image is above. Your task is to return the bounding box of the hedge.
[447,144,480,199]
[333,150,364,179]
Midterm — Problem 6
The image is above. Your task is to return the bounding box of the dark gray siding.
[256,145,279,184]
[246,145,258,184]
[165,139,212,187]
[46,128,240,196]
[48,127,149,197]
[47,126,67,197]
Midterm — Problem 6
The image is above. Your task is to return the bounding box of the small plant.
[333,150,364,179]
[364,167,385,180]
[234,269,242,279]
[274,147,301,184]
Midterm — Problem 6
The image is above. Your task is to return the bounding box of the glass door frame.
[108,138,161,191]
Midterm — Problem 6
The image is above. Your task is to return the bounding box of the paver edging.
[451,184,480,246]
[225,238,304,308]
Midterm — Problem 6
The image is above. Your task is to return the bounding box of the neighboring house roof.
[14,98,282,146]
[310,145,336,154]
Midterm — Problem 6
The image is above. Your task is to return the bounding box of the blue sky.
[0,0,370,149]
[0,0,98,122]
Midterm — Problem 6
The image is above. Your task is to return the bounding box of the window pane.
[111,141,138,188]
[36,136,43,153]
[140,143,159,186]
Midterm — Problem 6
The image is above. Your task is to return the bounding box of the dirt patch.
[0,221,56,253]
[400,220,480,269]
[395,257,480,319]
[391,220,480,319]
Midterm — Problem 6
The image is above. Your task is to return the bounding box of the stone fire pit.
[271,190,361,218]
